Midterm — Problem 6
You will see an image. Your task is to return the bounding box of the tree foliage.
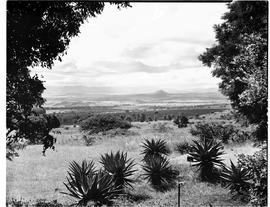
[7,2,130,159]
[238,148,267,206]
[80,114,131,134]
[198,1,267,141]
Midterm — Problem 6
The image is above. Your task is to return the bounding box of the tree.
[140,113,146,122]
[7,2,130,159]
[198,1,267,141]
[179,115,188,128]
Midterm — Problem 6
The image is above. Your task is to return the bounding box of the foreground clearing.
[7,120,257,206]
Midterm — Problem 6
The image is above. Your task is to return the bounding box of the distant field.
[48,103,230,125]
[7,112,257,206]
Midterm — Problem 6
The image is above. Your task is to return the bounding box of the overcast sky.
[32,3,228,95]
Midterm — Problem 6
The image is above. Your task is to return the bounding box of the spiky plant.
[100,151,136,191]
[62,160,120,206]
[142,156,178,190]
[188,139,225,182]
[221,160,251,198]
[176,141,191,154]
[141,139,170,161]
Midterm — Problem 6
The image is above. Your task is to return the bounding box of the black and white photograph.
[5,1,268,206]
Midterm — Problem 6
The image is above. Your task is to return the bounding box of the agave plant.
[221,160,251,197]
[188,139,225,182]
[62,160,120,206]
[176,141,191,154]
[141,139,170,161]
[142,156,178,190]
[100,151,136,191]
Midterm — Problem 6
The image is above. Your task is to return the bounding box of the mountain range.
[43,86,228,108]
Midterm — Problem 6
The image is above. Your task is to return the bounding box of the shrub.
[82,135,95,146]
[190,123,236,144]
[238,148,267,206]
[62,160,119,206]
[125,116,132,122]
[100,151,136,191]
[141,139,170,161]
[178,116,189,128]
[142,156,178,190]
[173,116,180,125]
[6,199,63,207]
[80,114,131,134]
[140,113,146,122]
[175,142,191,154]
[221,160,251,201]
[35,199,63,207]
[231,129,252,143]
[188,139,225,182]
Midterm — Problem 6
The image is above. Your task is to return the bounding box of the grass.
[7,115,256,206]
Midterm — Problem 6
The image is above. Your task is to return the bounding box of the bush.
[6,199,63,207]
[188,139,225,182]
[35,199,63,207]
[237,148,267,206]
[100,151,136,191]
[141,139,170,161]
[62,160,119,206]
[190,123,236,144]
[178,116,189,128]
[231,128,252,143]
[142,156,178,191]
[80,114,131,134]
[175,142,191,154]
[173,116,180,125]
[82,135,95,146]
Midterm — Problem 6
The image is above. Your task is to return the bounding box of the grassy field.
[7,112,257,206]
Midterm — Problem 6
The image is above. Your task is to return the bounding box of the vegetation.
[238,148,267,206]
[188,139,224,182]
[7,1,267,206]
[141,139,170,161]
[174,115,189,128]
[152,122,173,133]
[7,2,130,159]
[199,1,267,141]
[100,151,136,191]
[80,114,131,134]
[142,156,178,191]
[221,160,251,201]
[52,106,227,125]
[6,199,63,207]
[62,160,120,206]
[6,108,61,159]
[175,142,191,155]
[190,122,236,144]
[82,134,95,146]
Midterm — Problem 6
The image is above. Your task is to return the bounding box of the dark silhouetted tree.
[7,2,130,159]
[198,1,267,141]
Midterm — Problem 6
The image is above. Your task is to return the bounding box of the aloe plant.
[62,160,119,206]
[221,160,251,197]
[100,151,136,191]
[188,139,225,182]
[141,139,170,161]
[142,156,178,190]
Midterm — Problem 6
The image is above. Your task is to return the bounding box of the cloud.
[93,60,202,75]
[163,37,214,46]
[123,44,155,59]
[31,3,228,94]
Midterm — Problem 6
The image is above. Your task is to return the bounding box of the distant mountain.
[43,86,228,108]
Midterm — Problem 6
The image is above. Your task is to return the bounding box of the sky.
[32,3,229,95]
